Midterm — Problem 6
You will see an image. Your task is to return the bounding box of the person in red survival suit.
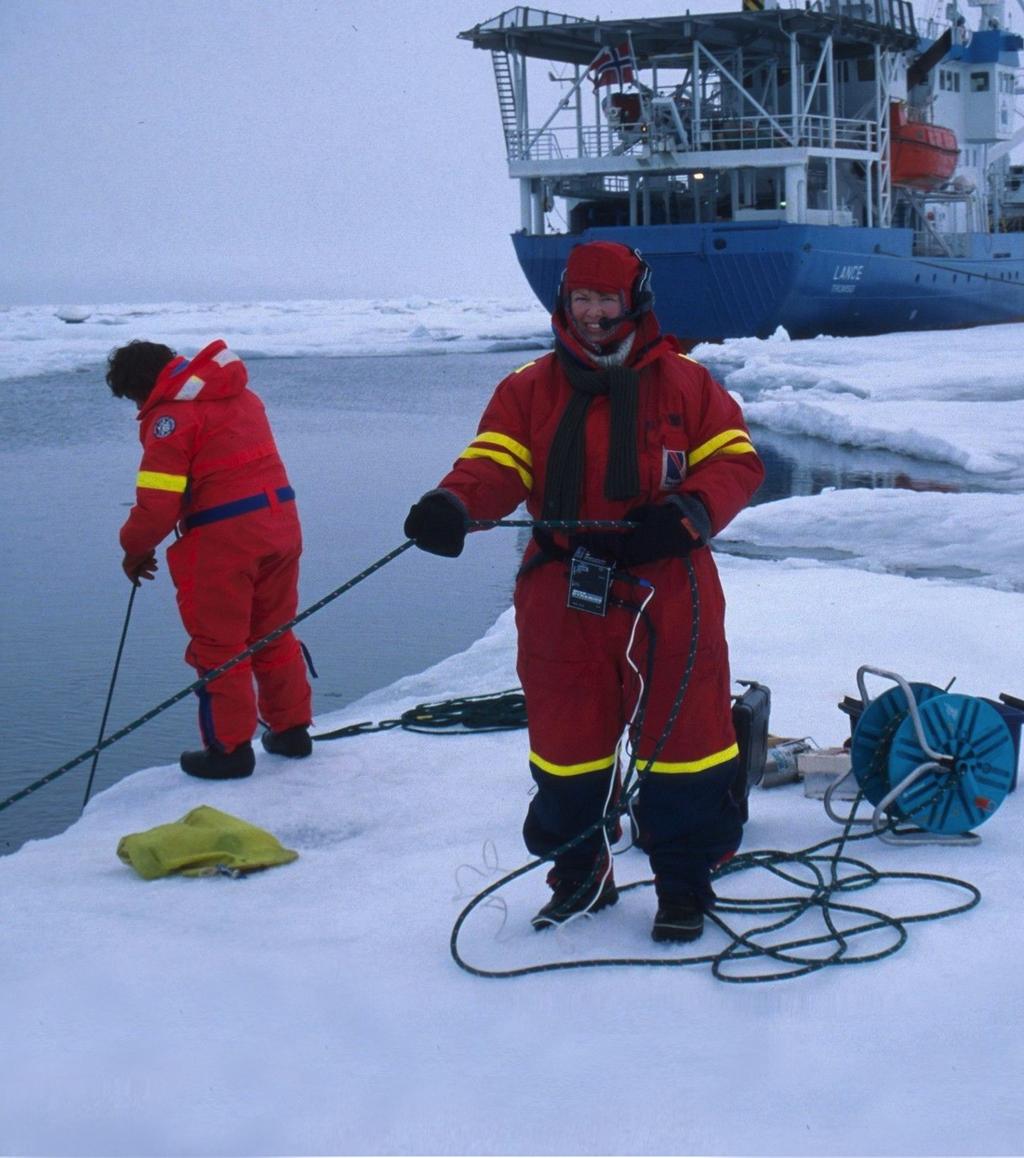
[107,339,313,780]
[404,242,764,942]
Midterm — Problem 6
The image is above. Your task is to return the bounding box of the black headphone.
[558,244,655,328]
[628,249,655,319]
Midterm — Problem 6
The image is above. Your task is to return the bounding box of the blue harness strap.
[184,486,296,530]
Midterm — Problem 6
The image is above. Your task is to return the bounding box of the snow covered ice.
[0,302,1022,1156]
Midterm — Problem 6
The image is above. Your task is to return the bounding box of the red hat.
[563,241,644,306]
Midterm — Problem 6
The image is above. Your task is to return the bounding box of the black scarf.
[542,346,641,522]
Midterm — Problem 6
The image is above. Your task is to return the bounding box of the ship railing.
[797,115,877,150]
[701,114,876,152]
[517,130,567,160]
[509,113,878,162]
[810,0,916,36]
[471,6,588,32]
[511,125,644,160]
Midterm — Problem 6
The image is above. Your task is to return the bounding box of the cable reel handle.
[855,665,953,766]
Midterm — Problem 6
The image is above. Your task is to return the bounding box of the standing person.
[404,242,764,942]
[107,338,313,780]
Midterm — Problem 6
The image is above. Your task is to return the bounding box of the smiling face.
[568,288,625,342]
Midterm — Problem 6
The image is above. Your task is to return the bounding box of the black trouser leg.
[633,758,744,908]
[523,763,616,878]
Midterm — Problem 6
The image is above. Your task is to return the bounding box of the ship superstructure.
[460,0,1024,339]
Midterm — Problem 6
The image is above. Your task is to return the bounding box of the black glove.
[620,495,711,566]
[403,491,468,558]
[122,550,158,585]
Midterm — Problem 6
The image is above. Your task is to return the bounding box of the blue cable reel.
[850,681,944,806]
[887,694,1015,834]
[848,667,1016,843]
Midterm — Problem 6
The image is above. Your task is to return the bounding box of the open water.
[0,350,992,853]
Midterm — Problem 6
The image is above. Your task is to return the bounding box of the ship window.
[856,59,874,82]
[970,71,990,92]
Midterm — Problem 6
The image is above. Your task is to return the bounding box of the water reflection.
[750,428,1009,507]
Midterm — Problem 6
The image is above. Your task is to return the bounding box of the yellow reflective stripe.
[677,352,700,364]
[136,470,188,494]
[688,429,752,468]
[459,447,533,490]
[718,441,757,456]
[513,360,536,374]
[472,431,533,467]
[638,742,740,774]
[529,750,617,777]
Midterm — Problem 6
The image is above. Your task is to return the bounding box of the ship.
[458,0,1024,341]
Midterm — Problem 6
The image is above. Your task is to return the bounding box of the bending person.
[107,339,313,780]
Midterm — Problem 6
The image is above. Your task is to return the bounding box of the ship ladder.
[491,50,520,159]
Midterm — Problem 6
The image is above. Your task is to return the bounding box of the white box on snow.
[798,747,856,799]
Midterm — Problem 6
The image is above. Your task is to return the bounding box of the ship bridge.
[460,0,920,233]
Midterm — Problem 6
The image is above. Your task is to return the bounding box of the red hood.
[139,340,248,421]
[551,308,675,371]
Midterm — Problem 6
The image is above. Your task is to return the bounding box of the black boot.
[532,870,619,930]
[261,725,312,758]
[180,742,255,780]
[652,898,704,943]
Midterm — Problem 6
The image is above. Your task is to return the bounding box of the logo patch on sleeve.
[153,416,176,438]
[660,447,688,490]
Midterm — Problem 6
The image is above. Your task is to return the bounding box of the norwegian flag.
[661,448,688,489]
[589,43,635,89]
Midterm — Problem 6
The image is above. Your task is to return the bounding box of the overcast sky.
[0,0,1002,306]
[0,0,755,305]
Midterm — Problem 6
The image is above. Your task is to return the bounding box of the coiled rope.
[449,801,981,984]
[445,547,981,983]
[313,689,527,740]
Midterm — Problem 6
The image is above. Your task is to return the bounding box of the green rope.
[81,583,138,810]
[449,798,981,983]
[0,540,416,814]
[313,689,527,740]
[2,518,636,815]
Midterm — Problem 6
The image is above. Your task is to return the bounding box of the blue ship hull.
[513,223,1024,341]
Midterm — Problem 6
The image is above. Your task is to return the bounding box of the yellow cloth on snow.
[117,805,298,880]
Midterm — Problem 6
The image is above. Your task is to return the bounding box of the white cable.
[624,580,656,748]
[621,580,657,848]
[556,580,656,931]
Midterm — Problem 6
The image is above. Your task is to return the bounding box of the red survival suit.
[120,340,312,753]
[436,314,764,905]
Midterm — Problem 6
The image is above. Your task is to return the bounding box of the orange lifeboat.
[890,101,959,190]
